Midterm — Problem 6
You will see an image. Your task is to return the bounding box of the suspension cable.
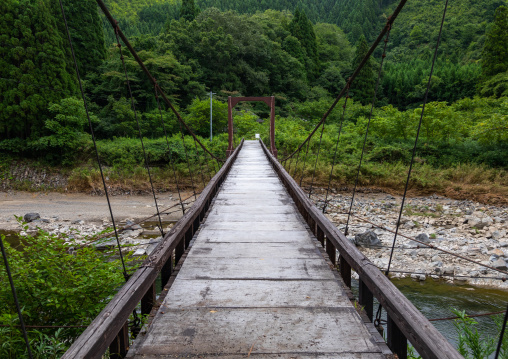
[179,121,198,200]
[114,27,165,237]
[495,303,508,359]
[376,0,449,327]
[192,136,207,188]
[386,0,448,278]
[0,236,33,358]
[291,147,302,178]
[308,118,327,198]
[322,86,350,213]
[95,0,224,163]
[155,86,185,215]
[345,25,392,236]
[299,137,312,187]
[279,0,408,163]
[58,0,128,281]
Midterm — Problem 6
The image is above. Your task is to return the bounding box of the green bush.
[0,220,138,357]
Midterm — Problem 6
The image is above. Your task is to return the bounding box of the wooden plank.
[176,257,337,280]
[198,229,313,243]
[164,279,351,308]
[128,141,387,359]
[188,242,321,259]
[133,308,385,356]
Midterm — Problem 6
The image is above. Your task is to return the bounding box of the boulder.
[442,266,455,276]
[492,258,508,271]
[93,238,117,250]
[490,248,505,257]
[354,231,381,247]
[24,213,40,223]
[468,215,493,229]
[414,233,430,244]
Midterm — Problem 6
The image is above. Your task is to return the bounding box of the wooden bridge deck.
[127,140,391,358]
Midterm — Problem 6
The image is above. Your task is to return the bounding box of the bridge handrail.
[62,140,244,359]
[260,140,461,359]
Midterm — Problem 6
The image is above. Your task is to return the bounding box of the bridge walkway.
[126,140,391,358]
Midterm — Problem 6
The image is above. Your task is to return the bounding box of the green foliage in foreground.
[452,309,508,359]
[0,223,138,358]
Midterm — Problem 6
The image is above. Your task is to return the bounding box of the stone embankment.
[316,191,508,289]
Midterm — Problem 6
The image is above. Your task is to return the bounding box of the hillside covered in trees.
[0,0,507,188]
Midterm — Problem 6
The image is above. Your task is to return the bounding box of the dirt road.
[0,191,190,230]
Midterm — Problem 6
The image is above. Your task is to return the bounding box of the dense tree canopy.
[0,0,76,140]
[0,0,507,164]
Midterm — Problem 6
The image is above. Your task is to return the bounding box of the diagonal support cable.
[58,0,128,281]
[0,235,33,359]
[376,0,449,328]
[155,86,186,215]
[114,27,165,237]
[345,25,392,236]
[322,86,350,214]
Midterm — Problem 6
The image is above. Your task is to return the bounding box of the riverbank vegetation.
[0,224,139,358]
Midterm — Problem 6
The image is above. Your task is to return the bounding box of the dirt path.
[0,191,191,231]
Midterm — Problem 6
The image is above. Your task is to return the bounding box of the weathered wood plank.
[164,279,351,308]
[134,308,385,356]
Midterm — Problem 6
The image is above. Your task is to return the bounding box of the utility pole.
[210,91,216,141]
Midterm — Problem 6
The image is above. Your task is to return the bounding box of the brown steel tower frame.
[226,96,277,158]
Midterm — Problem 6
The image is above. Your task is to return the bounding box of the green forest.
[1,0,508,356]
[0,0,507,196]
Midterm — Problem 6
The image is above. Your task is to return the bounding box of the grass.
[3,138,508,205]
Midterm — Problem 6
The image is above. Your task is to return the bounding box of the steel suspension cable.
[322,86,350,214]
[308,119,327,199]
[299,138,312,187]
[95,0,224,164]
[344,26,392,236]
[191,136,207,188]
[155,86,186,215]
[279,0,407,163]
[201,145,213,181]
[0,236,33,358]
[58,0,128,281]
[386,0,448,278]
[495,303,508,359]
[179,121,198,201]
[291,148,302,178]
[376,0,449,327]
[114,28,165,237]
[287,152,294,173]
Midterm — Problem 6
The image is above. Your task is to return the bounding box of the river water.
[392,277,507,348]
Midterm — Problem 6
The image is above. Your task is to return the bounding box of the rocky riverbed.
[0,191,190,257]
[2,189,508,289]
[313,189,508,289]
